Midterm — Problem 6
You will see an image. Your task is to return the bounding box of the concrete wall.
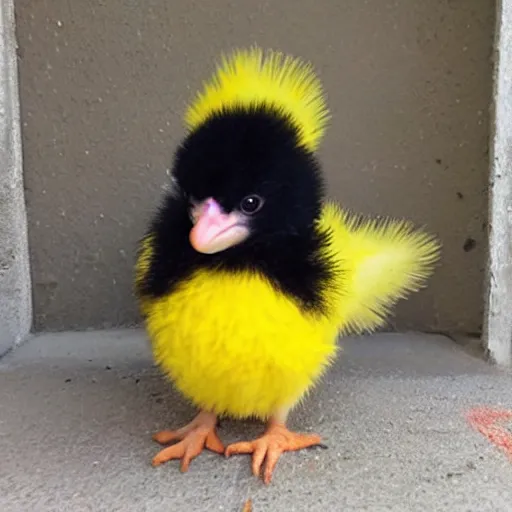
[484,0,512,367]
[0,0,31,354]
[15,0,494,333]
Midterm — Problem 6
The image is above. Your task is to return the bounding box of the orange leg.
[225,418,322,484]
[151,410,224,471]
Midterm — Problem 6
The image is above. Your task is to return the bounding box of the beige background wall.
[15,0,494,333]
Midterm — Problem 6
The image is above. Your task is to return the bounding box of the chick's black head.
[172,107,325,249]
[142,106,334,312]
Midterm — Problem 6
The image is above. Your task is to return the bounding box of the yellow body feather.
[135,203,440,420]
[184,47,329,152]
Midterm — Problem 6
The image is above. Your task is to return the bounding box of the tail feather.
[318,202,441,334]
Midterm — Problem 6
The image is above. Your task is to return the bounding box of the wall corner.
[0,0,32,355]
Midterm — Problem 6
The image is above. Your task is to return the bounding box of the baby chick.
[135,47,440,484]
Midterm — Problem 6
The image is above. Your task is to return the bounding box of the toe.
[205,429,225,454]
[153,430,180,445]
[262,446,283,484]
[251,444,267,478]
[181,434,205,472]
[225,441,255,457]
[287,433,322,451]
[152,442,185,466]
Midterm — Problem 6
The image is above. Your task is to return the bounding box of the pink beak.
[189,198,249,254]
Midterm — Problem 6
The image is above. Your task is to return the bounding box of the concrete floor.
[1,330,511,512]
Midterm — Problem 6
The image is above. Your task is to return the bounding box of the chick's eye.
[240,195,264,215]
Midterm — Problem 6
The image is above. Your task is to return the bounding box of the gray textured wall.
[484,0,512,366]
[15,0,494,333]
[0,0,32,353]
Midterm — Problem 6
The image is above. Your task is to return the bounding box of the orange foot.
[151,411,224,471]
[225,421,322,484]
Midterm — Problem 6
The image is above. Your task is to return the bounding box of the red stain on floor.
[466,407,512,459]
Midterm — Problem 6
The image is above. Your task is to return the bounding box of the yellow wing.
[184,46,330,152]
[318,202,441,334]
